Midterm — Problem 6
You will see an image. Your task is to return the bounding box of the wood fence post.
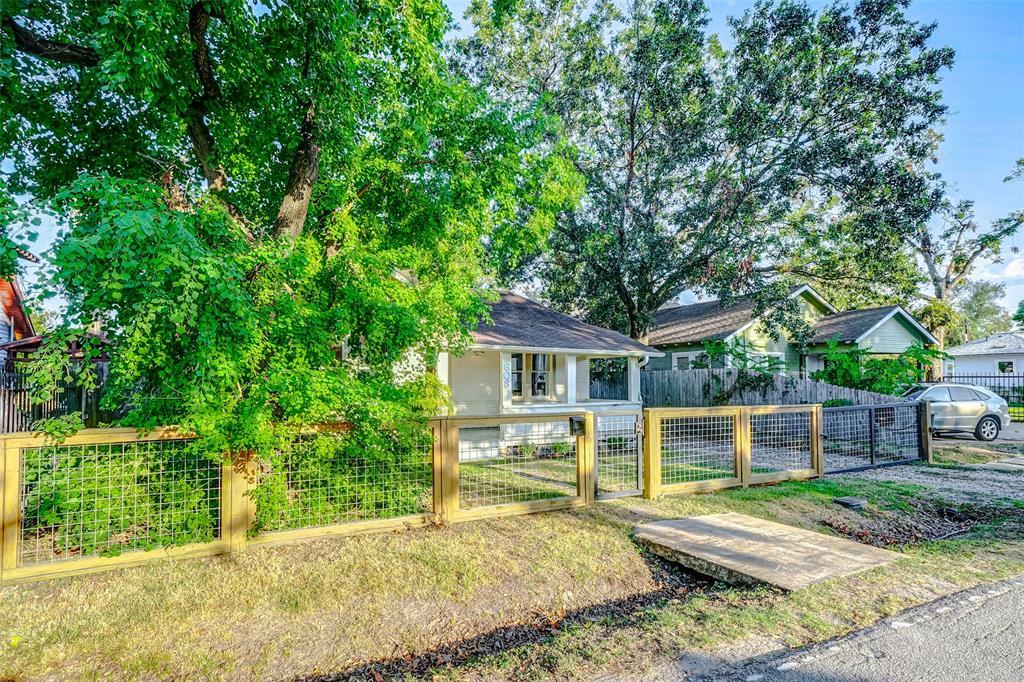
[223,451,256,553]
[431,419,445,523]
[811,404,824,477]
[582,412,596,503]
[739,408,752,487]
[441,422,460,521]
[918,400,933,464]
[1,438,20,581]
[642,409,660,499]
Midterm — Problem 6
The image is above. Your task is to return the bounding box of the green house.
[646,285,937,376]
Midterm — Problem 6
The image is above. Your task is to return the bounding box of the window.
[749,352,786,374]
[950,386,982,401]
[510,353,524,397]
[997,360,1016,375]
[923,387,951,402]
[672,352,708,370]
[531,354,551,397]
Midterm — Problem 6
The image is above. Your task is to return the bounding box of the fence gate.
[822,402,926,473]
[594,412,643,499]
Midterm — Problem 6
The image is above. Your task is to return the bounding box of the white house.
[944,333,1024,376]
[438,291,661,416]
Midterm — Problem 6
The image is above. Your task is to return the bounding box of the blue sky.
[447,0,1024,308]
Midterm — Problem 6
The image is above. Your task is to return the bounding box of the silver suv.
[902,383,1011,442]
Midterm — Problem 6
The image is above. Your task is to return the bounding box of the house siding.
[857,315,923,354]
[948,354,1024,375]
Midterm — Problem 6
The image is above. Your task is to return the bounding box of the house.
[438,291,661,417]
[943,333,1024,376]
[647,285,936,376]
[0,276,34,354]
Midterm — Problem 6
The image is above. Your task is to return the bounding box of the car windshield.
[901,386,928,400]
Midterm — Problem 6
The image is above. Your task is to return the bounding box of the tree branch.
[186,2,227,192]
[4,18,99,66]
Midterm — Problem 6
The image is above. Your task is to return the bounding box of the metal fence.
[822,402,927,473]
[946,374,1024,419]
[0,368,110,433]
[594,412,642,498]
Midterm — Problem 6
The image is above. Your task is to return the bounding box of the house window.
[531,354,552,397]
[510,353,524,397]
[997,360,1016,375]
[749,352,786,374]
[672,352,706,370]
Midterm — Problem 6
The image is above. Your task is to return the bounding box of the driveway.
[935,420,1024,445]
[687,576,1024,681]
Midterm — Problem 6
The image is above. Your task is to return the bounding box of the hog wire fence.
[0,403,931,585]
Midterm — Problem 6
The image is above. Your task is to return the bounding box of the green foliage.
[21,440,220,558]
[2,0,580,534]
[693,339,787,405]
[810,341,947,395]
[550,441,573,456]
[821,398,854,408]
[251,429,432,533]
[458,0,954,338]
[947,281,1013,347]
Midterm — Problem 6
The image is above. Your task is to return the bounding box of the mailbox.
[569,416,586,437]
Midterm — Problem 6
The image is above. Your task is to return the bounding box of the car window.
[969,388,991,401]
[950,386,980,401]
[924,387,951,402]
[902,387,927,400]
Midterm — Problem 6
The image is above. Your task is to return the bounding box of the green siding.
[857,314,928,354]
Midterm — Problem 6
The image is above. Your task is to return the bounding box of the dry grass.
[932,439,1018,466]
[1,475,1022,681]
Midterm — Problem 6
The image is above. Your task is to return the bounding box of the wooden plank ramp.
[633,512,899,591]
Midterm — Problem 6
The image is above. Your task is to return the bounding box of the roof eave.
[469,342,663,357]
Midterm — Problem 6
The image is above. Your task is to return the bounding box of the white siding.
[449,351,501,416]
[576,358,590,401]
[948,354,1024,375]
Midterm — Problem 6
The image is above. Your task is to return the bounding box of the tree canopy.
[1,0,577,452]
[457,0,955,339]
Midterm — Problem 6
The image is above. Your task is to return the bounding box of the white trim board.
[854,307,938,346]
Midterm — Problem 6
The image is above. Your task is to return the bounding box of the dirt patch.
[819,497,1024,548]
[842,463,1024,504]
[304,557,713,681]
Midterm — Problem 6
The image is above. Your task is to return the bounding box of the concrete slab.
[633,512,900,591]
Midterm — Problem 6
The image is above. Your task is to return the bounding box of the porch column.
[565,355,577,405]
[499,352,513,414]
[628,356,641,403]
[436,352,450,388]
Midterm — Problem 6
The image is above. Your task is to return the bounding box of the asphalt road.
[711,576,1024,682]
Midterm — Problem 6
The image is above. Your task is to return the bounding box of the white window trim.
[671,352,703,370]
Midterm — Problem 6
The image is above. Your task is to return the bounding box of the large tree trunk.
[273,102,319,241]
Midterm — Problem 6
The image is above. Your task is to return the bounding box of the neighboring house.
[437,291,661,417]
[943,333,1024,376]
[0,276,34,357]
[647,285,936,376]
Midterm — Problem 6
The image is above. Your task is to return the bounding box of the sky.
[447,0,1024,309]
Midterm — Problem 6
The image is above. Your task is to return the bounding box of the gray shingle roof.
[946,333,1024,357]
[473,291,659,356]
[649,296,760,345]
[808,306,901,344]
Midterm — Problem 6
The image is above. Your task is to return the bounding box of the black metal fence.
[946,374,1024,419]
[822,402,926,474]
[0,368,109,433]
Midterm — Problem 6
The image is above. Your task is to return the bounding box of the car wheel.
[975,416,1000,442]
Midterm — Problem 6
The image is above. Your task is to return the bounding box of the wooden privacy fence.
[0,368,110,433]
[0,405,931,586]
[594,369,900,408]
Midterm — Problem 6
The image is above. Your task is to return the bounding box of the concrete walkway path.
[704,576,1024,682]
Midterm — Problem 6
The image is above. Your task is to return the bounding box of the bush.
[810,341,947,395]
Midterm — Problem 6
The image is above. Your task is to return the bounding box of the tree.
[458,0,953,340]
[810,341,945,396]
[1,2,576,458]
[946,280,1013,347]
[906,160,1024,355]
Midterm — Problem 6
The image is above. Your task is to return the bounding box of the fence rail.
[594,369,899,408]
[822,402,930,473]
[0,402,932,586]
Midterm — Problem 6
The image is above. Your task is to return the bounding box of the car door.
[948,386,988,430]
[923,387,956,429]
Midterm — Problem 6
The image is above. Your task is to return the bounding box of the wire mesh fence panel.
[822,404,921,473]
[749,412,812,474]
[660,415,736,485]
[255,428,435,532]
[595,413,641,495]
[822,408,873,472]
[873,405,920,464]
[457,421,577,509]
[18,438,220,566]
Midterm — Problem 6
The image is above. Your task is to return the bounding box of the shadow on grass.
[299,548,718,681]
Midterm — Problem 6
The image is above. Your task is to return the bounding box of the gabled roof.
[649,285,832,346]
[946,332,1024,357]
[809,305,937,345]
[473,291,660,357]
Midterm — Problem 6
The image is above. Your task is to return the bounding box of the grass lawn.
[932,439,1023,466]
[1,472,1022,680]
